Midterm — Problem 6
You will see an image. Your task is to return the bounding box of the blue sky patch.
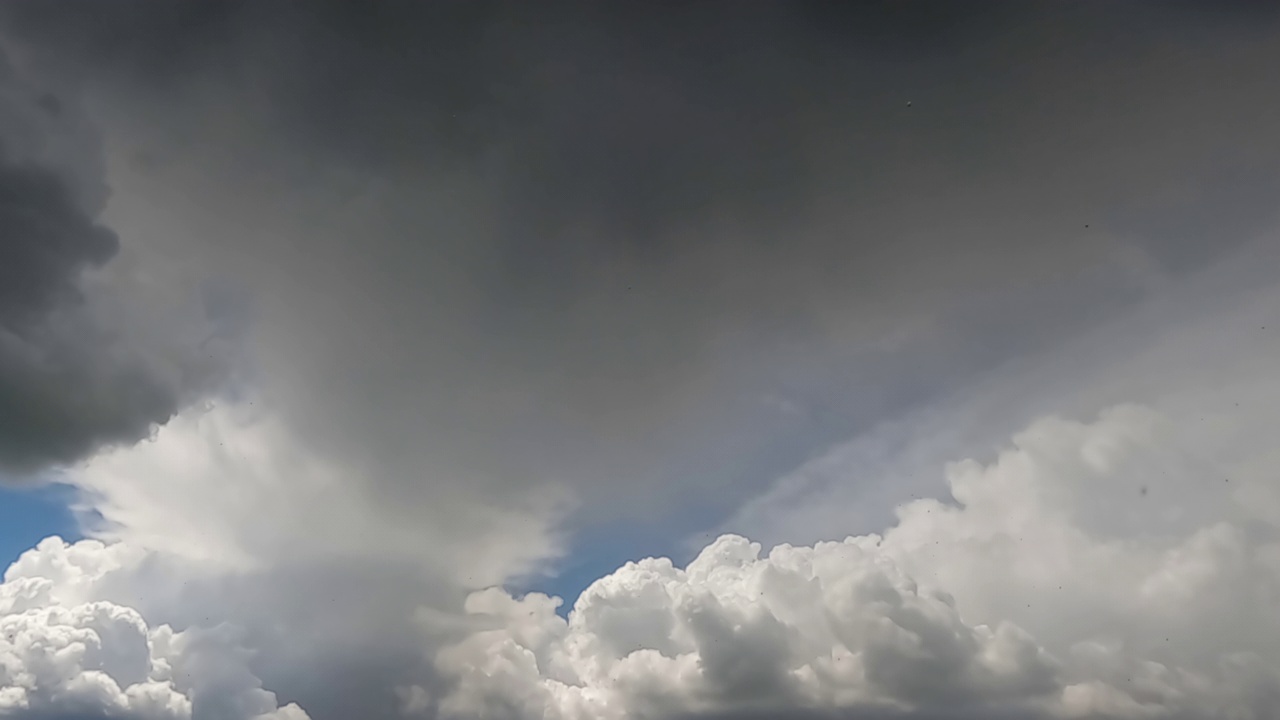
[0,483,81,569]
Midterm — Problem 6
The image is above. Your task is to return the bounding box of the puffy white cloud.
[28,398,569,720]
[66,399,569,587]
[1,536,145,614]
[1,538,308,720]
[8,399,1273,720]
[432,404,1280,719]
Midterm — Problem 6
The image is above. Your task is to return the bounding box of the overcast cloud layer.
[0,2,1278,719]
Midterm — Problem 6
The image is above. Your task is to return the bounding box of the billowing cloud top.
[0,2,1277,719]
[434,405,1280,720]
[1,537,307,720]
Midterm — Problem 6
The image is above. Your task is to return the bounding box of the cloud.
[719,232,1280,551]
[5,0,1277,523]
[67,399,570,584]
[0,49,237,477]
[0,154,115,324]
[0,5,1277,720]
[1,539,306,720]
[432,403,1280,719]
[45,400,568,720]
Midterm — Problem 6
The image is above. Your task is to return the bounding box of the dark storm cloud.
[0,154,116,325]
[6,0,1278,517]
[0,49,233,476]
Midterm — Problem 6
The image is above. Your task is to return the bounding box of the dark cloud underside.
[3,1,1277,512]
[0,69,138,473]
[0,47,232,476]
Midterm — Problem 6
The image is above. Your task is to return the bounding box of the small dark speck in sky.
[1139,486,1148,497]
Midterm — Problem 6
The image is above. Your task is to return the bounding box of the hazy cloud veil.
[0,2,1278,719]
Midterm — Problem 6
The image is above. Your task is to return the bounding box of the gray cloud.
[663,708,1051,720]
[5,0,1274,519]
[0,51,237,476]
[0,157,115,324]
[1,3,1279,720]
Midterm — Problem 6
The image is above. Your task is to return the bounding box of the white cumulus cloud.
[432,404,1280,720]
[1,538,308,720]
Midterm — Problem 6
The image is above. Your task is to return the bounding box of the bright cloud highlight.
[433,405,1280,720]
[1,539,306,720]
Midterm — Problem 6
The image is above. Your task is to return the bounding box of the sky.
[0,485,79,567]
[0,2,1279,719]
